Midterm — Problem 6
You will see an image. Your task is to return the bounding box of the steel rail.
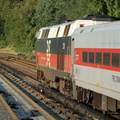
[10,57,36,67]
[0,59,36,77]
[0,94,19,120]
[0,53,36,63]
[10,59,36,70]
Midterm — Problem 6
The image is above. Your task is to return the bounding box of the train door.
[57,50,64,71]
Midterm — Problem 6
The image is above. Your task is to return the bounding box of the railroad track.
[0,74,58,120]
[0,76,47,120]
[0,53,119,120]
[0,66,82,120]
[0,52,36,63]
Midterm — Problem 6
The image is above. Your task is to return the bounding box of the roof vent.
[81,15,120,21]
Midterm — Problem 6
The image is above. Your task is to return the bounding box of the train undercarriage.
[76,86,120,115]
[37,68,120,116]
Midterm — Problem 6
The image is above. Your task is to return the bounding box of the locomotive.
[36,15,120,114]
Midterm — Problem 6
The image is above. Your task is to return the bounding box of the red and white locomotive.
[36,15,120,114]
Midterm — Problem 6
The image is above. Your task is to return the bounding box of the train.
[36,15,120,114]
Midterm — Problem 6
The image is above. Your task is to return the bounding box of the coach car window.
[96,52,102,64]
[112,53,119,67]
[63,24,71,36]
[103,52,110,66]
[82,52,87,63]
[89,52,94,63]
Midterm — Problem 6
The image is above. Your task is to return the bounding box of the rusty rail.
[10,59,36,70]
[0,53,36,62]
[0,59,36,77]
[0,95,19,120]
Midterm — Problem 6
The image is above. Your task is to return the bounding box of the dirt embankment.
[0,48,18,55]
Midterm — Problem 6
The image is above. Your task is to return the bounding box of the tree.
[0,0,120,53]
[0,0,38,53]
[104,0,120,17]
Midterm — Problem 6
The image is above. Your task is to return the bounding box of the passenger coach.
[72,21,120,113]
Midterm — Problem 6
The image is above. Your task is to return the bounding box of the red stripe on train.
[74,48,120,72]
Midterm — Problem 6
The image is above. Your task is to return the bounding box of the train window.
[89,52,94,63]
[63,24,71,36]
[82,52,88,63]
[103,52,110,66]
[41,30,46,38]
[112,53,119,67]
[41,29,50,38]
[96,52,102,64]
[45,29,50,38]
[56,27,60,37]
